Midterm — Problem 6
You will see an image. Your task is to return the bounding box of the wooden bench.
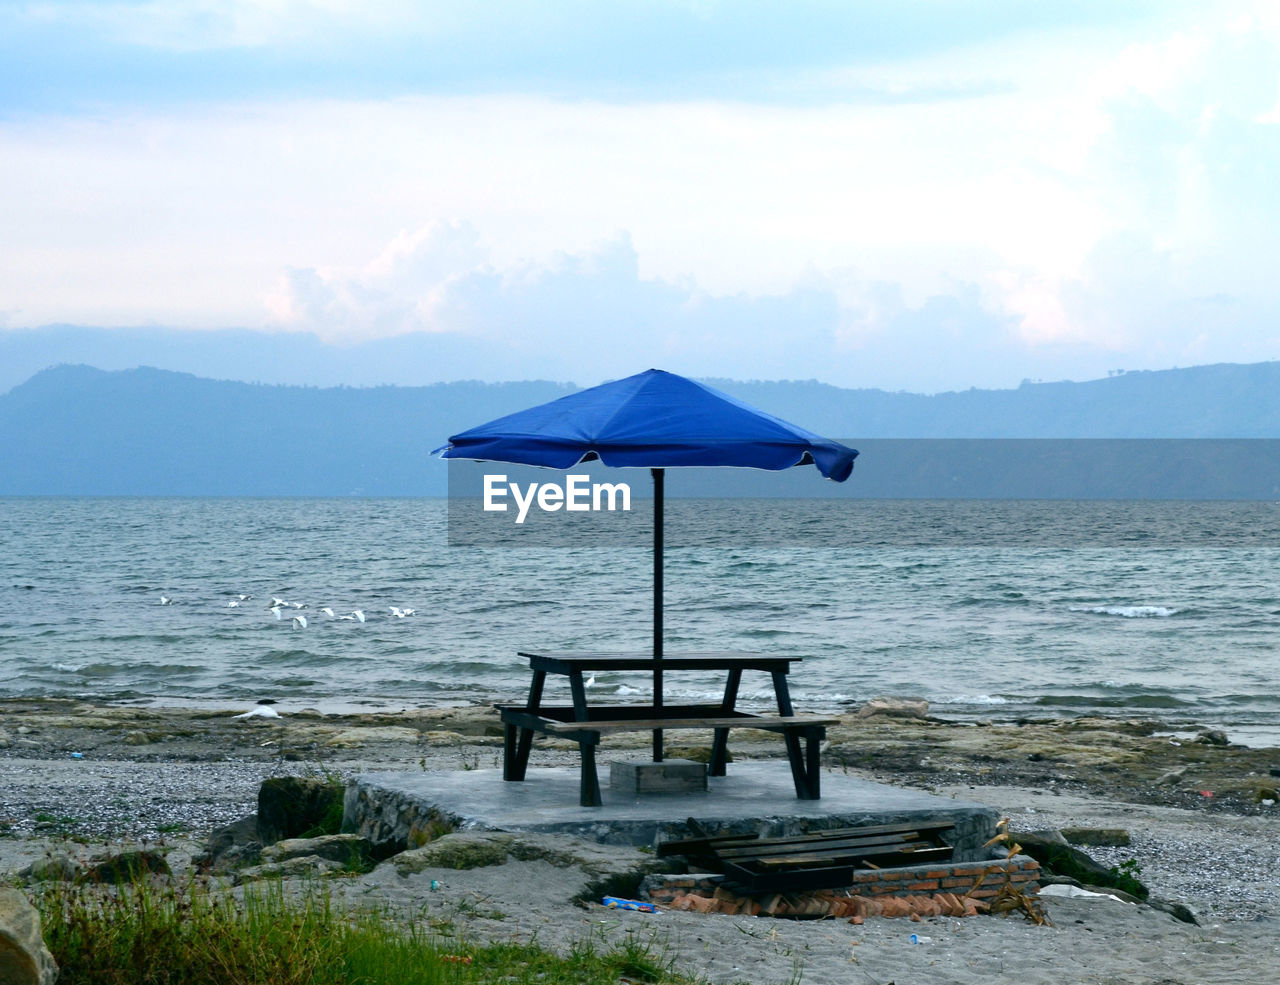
[496,703,838,807]
[657,820,957,893]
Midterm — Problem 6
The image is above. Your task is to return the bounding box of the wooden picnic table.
[495,650,836,807]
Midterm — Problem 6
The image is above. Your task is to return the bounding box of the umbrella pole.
[652,466,664,762]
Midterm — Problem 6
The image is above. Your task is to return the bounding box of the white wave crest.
[936,694,1009,705]
[1070,604,1178,618]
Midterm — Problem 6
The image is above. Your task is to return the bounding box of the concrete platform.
[346,764,1000,860]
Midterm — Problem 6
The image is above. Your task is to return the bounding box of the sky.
[3,0,1280,392]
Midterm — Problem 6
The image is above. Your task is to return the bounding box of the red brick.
[905,881,939,892]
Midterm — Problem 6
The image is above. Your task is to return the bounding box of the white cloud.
[5,2,1280,388]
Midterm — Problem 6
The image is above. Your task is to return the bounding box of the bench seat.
[495,703,835,806]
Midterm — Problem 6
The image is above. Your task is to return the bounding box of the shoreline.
[10,687,1280,750]
[3,697,1278,814]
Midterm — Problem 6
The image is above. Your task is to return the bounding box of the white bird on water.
[227,600,240,608]
[320,607,335,619]
[292,615,308,629]
[232,705,282,720]
[270,606,284,620]
[159,596,173,605]
[389,606,415,618]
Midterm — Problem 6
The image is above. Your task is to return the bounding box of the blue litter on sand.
[602,897,656,912]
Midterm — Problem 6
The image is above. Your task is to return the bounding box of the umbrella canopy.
[437,368,856,481]
[436,368,857,759]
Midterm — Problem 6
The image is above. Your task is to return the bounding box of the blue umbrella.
[436,369,857,753]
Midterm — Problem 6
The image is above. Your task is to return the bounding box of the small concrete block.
[610,759,708,794]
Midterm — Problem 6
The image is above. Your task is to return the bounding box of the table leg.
[772,670,809,797]
[527,669,547,712]
[771,670,795,715]
[710,668,742,775]
[503,720,517,780]
[568,670,588,720]
[802,726,824,799]
[503,669,547,783]
[579,742,602,807]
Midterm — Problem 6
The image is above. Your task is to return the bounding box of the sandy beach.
[3,699,1279,984]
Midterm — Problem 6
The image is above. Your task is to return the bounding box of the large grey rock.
[260,834,372,866]
[19,854,78,883]
[79,850,171,884]
[195,813,264,873]
[0,887,58,985]
[21,851,170,886]
[1014,829,1148,899]
[325,726,419,748]
[234,855,345,885]
[389,831,671,903]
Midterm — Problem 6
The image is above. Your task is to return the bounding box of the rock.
[394,833,514,872]
[1156,766,1187,786]
[258,777,344,843]
[388,831,670,904]
[195,814,264,873]
[1015,830,1109,881]
[421,730,466,745]
[0,728,11,749]
[1060,827,1131,848]
[1195,729,1229,746]
[324,726,420,748]
[234,855,345,885]
[1147,896,1198,925]
[20,854,78,883]
[79,850,171,885]
[1014,829,1148,900]
[260,834,372,867]
[0,887,58,985]
[855,696,930,720]
[123,730,151,745]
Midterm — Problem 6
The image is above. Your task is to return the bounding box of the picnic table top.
[517,650,802,672]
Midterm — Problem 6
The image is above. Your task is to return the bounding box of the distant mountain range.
[3,362,1280,496]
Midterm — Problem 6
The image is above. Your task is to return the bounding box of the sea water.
[1,497,1278,744]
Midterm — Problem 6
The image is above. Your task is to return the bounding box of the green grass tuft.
[38,879,707,985]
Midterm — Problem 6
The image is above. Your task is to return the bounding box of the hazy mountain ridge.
[3,362,1280,495]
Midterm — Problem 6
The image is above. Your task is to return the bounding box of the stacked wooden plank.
[657,820,956,893]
